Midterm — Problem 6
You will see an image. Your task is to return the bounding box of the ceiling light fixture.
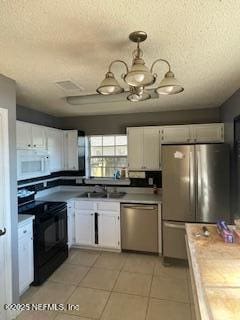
[96,31,184,102]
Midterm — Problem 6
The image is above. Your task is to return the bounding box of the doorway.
[0,108,13,320]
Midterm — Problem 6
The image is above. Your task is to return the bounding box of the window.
[87,135,127,177]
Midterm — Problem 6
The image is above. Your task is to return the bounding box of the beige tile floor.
[18,249,196,320]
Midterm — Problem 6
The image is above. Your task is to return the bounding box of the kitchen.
[0,1,240,320]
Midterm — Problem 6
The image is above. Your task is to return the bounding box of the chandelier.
[96,31,184,102]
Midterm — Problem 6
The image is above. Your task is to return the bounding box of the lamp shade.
[127,86,150,102]
[124,58,155,87]
[156,71,184,95]
[96,72,124,95]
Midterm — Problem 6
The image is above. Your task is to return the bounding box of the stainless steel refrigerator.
[162,144,230,259]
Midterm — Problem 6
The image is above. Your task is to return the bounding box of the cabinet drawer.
[18,222,33,239]
[75,201,94,210]
[97,202,120,212]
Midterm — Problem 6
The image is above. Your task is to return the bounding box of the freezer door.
[162,145,195,222]
[196,144,230,223]
[162,221,187,259]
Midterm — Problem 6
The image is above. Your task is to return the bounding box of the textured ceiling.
[0,0,240,116]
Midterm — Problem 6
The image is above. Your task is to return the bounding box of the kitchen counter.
[18,214,35,226]
[37,191,162,204]
[185,223,240,320]
[37,191,84,202]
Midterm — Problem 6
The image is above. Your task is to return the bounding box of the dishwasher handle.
[122,204,157,210]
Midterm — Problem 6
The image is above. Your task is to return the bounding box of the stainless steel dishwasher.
[121,203,158,253]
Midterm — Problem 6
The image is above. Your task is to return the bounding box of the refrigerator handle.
[197,150,202,209]
[189,151,194,214]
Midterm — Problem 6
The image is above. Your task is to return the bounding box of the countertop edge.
[185,223,212,320]
[36,191,162,204]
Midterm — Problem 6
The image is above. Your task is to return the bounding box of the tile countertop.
[185,223,240,320]
[36,191,162,204]
[18,214,35,226]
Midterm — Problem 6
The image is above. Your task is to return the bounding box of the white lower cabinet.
[67,201,75,248]
[18,219,34,295]
[75,210,94,246]
[98,212,120,249]
[73,201,120,250]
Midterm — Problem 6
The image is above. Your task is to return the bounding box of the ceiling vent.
[55,80,83,91]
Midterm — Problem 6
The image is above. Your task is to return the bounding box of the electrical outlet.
[43,181,47,188]
[148,177,154,185]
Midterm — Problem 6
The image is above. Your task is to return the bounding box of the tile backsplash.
[18,170,162,193]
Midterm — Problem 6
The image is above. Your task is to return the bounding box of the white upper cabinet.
[127,127,144,170]
[161,125,191,144]
[32,124,46,149]
[143,127,161,170]
[16,121,32,149]
[191,123,224,143]
[161,123,224,144]
[64,130,79,170]
[16,121,46,150]
[127,127,161,171]
[47,128,64,172]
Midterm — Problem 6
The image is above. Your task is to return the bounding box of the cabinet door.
[47,128,64,172]
[161,126,191,144]
[143,127,161,170]
[67,202,75,248]
[32,125,46,149]
[18,235,34,294]
[64,130,78,170]
[192,124,224,143]
[16,121,32,149]
[127,127,144,170]
[75,210,94,246]
[98,212,120,249]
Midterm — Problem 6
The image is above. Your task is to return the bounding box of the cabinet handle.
[28,144,31,147]
[23,230,27,234]
[91,213,94,216]
[33,144,36,147]
[0,228,6,237]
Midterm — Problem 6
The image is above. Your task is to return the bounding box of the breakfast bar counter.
[185,223,240,320]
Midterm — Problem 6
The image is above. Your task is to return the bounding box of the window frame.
[86,134,128,178]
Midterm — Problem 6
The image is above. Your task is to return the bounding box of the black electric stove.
[18,191,68,285]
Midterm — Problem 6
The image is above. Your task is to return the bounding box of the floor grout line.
[144,259,157,320]
[97,252,128,319]
[19,249,192,319]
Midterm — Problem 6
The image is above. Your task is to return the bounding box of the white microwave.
[17,149,50,181]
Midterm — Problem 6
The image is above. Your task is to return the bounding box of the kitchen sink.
[78,192,126,199]
[107,192,126,199]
